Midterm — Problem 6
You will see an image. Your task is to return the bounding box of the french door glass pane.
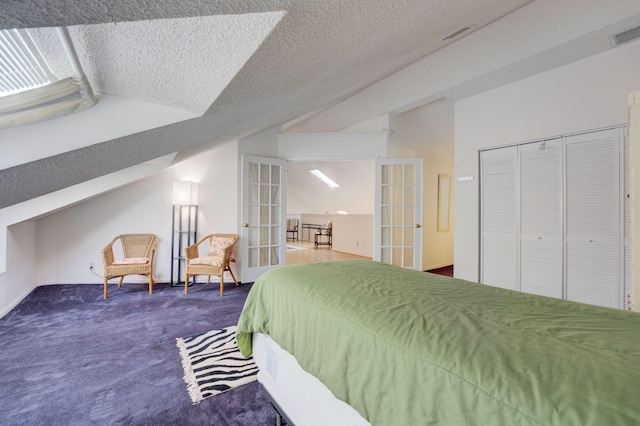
[271,206,280,225]
[271,226,280,245]
[249,205,258,225]
[393,227,402,246]
[381,248,391,264]
[260,227,269,245]
[393,206,403,225]
[404,165,414,184]
[249,227,259,246]
[382,206,391,226]
[249,163,259,185]
[271,165,280,184]
[393,185,403,204]
[260,164,269,183]
[249,248,258,268]
[249,183,259,204]
[404,248,414,268]
[271,186,280,204]
[260,184,269,204]
[260,206,269,224]
[381,227,391,246]
[392,247,402,266]
[404,207,414,225]
[404,186,414,204]
[382,185,391,205]
[260,247,269,266]
[393,165,403,182]
[404,228,414,246]
[382,165,391,184]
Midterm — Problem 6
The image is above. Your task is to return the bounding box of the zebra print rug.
[176,325,258,403]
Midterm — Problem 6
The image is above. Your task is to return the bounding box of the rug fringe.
[176,337,203,404]
[176,327,257,404]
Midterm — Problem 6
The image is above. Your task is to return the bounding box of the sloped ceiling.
[1,0,639,211]
[287,160,375,215]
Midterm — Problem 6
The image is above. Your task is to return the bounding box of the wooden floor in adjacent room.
[286,240,454,278]
[286,240,371,265]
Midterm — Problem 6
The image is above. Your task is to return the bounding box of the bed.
[236,259,640,425]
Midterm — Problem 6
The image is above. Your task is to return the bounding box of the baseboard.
[0,284,36,319]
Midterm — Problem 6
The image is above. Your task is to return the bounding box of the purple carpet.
[0,282,277,425]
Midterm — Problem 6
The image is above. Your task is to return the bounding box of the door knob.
[243,223,249,228]
[416,224,421,228]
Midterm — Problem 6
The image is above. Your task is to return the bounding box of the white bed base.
[253,333,370,426]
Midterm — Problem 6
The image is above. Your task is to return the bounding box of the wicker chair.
[184,234,239,296]
[101,234,158,299]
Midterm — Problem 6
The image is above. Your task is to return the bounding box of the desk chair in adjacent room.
[286,218,299,241]
[314,220,332,248]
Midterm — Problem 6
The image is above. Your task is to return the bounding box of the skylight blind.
[0,28,55,96]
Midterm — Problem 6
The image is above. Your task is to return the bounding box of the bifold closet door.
[565,129,621,308]
[480,147,518,290]
[519,139,563,298]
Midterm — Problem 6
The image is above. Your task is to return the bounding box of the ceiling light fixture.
[337,210,348,215]
[310,169,339,188]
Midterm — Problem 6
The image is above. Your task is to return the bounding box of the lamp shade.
[173,181,198,205]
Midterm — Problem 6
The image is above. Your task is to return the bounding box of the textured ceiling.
[69,13,285,115]
[1,0,639,210]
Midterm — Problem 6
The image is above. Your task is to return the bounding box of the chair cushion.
[188,256,223,267]
[112,257,150,265]
[207,236,237,257]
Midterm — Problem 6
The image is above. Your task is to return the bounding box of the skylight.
[0,27,97,128]
[0,28,55,97]
[310,169,339,188]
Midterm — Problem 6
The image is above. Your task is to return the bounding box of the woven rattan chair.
[101,234,158,299]
[184,234,239,296]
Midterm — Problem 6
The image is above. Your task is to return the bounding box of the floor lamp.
[171,181,198,286]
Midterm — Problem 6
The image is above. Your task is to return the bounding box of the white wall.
[296,213,373,257]
[0,221,37,318]
[332,214,373,258]
[389,98,455,270]
[36,168,173,285]
[454,39,640,282]
[34,142,240,287]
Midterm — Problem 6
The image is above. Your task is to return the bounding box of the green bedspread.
[236,260,640,425]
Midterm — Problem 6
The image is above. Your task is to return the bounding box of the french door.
[374,158,423,270]
[240,155,288,283]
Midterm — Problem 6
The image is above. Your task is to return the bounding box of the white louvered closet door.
[519,139,563,298]
[565,129,622,308]
[624,132,631,310]
[480,147,518,290]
